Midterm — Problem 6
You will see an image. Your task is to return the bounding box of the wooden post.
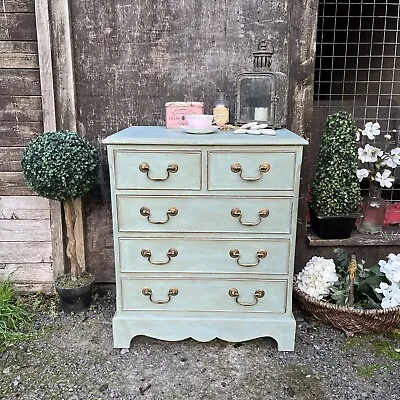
[287,0,320,271]
[36,0,86,275]
[35,0,64,278]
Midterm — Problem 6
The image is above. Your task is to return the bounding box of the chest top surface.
[102,126,308,146]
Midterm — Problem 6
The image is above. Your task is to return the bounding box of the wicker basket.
[293,279,400,336]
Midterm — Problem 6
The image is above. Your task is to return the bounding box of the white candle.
[254,107,269,121]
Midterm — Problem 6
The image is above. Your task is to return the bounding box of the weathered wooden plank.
[0,96,42,122]
[0,121,42,146]
[0,172,33,195]
[0,40,38,69]
[0,41,38,53]
[0,53,38,68]
[287,0,319,272]
[0,13,37,41]
[0,195,49,219]
[0,241,52,263]
[14,282,53,293]
[0,195,48,209]
[0,263,53,283]
[0,147,24,172]
[48,0,81,276]
[36,0,62,279]
[0,220,51,241]
[35,0,56,131]
[0,69,41,96]
[1,0,35,13]
[0,207,49,220]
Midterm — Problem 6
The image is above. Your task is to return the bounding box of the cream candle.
[254,107,269,121]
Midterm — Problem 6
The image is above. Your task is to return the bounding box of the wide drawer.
[119,237,290,274]
[121,278,288,313]
[117,196,293,234]
[114,150,202,190]
[208,151,296,191]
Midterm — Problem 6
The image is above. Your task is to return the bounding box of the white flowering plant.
[356,122,400,189]
[297,249,400,310]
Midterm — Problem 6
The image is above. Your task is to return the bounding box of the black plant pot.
[310,209,356,239]
[55,274,95,313]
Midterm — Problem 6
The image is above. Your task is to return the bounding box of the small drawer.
[117,196,293,234]
[114,150,201,190]
[121,278,288,313]
[119,238,290,274]
[208,151,296,191]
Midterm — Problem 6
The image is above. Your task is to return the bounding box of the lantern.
[235,40,288,128]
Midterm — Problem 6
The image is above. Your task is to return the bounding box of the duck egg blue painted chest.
[103,126,308,351]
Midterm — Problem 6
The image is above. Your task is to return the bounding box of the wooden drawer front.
[208,151,296,191]
[119,238,290,275]
[121,278,287,313]
[117,196,293,234]
[114,150,201,190]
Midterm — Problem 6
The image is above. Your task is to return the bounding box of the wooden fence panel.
[0,121,42,146]
[0,13,37,41]
[0,69,41,96]
[0,242,51,264]
[0,41,39,68]
[2,0,35,12]
[0,196,49,219]
[0,147,24,172]
[0,172,33,195]
[0,96,42,122]
[0,0,54,290]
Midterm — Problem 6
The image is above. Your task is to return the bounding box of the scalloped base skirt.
[112,312,296,351]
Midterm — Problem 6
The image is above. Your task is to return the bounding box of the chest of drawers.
[103,126,307,351]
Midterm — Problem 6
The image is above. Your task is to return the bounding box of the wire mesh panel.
[314,0,400,207]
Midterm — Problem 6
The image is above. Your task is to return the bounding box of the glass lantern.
[235,40,288,128]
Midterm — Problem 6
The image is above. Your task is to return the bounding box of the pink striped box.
[165,102,204,128]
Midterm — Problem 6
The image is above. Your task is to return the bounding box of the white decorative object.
[103,126,307,351]
[254,107,269,121]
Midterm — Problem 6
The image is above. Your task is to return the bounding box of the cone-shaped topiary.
[311,111,361,216]
[22,130,100,280]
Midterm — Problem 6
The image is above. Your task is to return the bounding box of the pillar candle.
[254,107,269,121]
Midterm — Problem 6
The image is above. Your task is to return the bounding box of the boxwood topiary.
[21,130,100,280]
[21,130,99,202]
[310,111,361,216]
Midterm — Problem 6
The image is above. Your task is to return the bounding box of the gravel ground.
[0,288,399,400]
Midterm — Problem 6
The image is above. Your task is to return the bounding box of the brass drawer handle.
[140,207,178,224]
[228,288,265,306]
[230,208,269,226]
[139,162,178,181]
[142,287,179,304]
[229,249,267,267]
[141,248,178,265]
[230,162,270,181]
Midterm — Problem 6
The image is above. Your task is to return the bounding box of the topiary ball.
[21,130,100,201]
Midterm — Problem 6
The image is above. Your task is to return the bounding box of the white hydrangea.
[378,253,400,284]
[375,282,400,309]
[297,256,339,300]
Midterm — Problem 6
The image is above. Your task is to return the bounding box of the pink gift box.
[165,102,204,128]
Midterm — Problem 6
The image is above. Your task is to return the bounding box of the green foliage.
[371,339,400,361]
[356,363,381,377]
[327,248,389,309]
[311,111,361,216]
[0,278,33,351]
[21,131,100,201]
